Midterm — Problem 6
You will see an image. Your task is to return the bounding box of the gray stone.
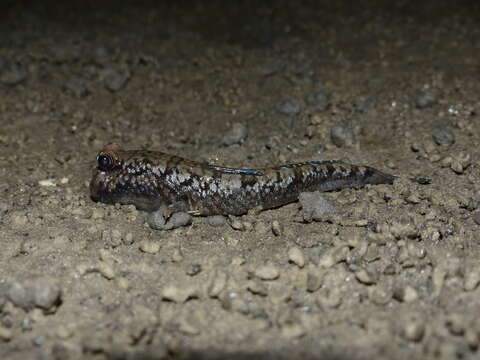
[275,98,302,116]
[330,125,354,147]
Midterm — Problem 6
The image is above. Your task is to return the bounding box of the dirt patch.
[1,1,480,359]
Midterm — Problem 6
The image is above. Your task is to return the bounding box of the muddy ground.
[1,1,480,359]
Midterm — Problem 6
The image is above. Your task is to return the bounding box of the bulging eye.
[97,154,113,171]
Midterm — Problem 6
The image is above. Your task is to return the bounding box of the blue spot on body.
[209,165,262,176]
[278,164,300,169]
[237,168,262,176]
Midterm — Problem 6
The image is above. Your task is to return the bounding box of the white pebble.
[288,247,305,268]
[139,240,160,254]
[254,264,280,280]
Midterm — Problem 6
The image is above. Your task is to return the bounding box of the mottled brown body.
[90,143,395,216]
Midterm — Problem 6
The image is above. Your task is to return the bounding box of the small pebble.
[222,122,248,146]
[229,219,245,231]
[172,248,184,262]
[306,271,323,292]
[31,278,62,311]
[318,246,349,268]
[33,335,45,346]
[7,278,61,312]
[432,266,446,295]
[97,262,115,280]
[254,264,280,280]
[464,268,480,291]
[254,221,270,234]
[146,210,166,230]
[275,98,302,116]
[9,212,28,227]
[110,229,122,247]
[288,247,305,268]
[104,68,129,92]
[280,324,306,339]
[7,281,34,310]
[231,256,245,266]
[403,285,419,302]
[247,280,268,296]
[162,285,197,303]
[38,179,56,187]
[178,317,200,335]
[186,264,202,276]
[415,177,432,185]
[305,89,331,112]
[165,212,192,230]
[317,288,342,309]
[0,63,28,85]
[242,221,253,231]
[207,215,227,227]
[147,211,192,230]
[219,291,249,314]
[368,285,392,305]
[330,126,354,147]
[299,192,337,222]
[20,318,33,331]
[465,328,479,350]
[123,232,134,245]
[415,91,437,108]
[271,220,283,236]
[450,151,471,174]
[400,313,426,342]
[355,268,377,285]
[63,77,89,97]
[139,240,160,254]
[407,242,427,259]
[356,96,377,113]
[92,45,112,64]
[445,313,465,336]
[0,326,12,342]
[207,271,228,298]
[432,127,455,146]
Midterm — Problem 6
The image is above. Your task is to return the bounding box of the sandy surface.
[1,1,480,359]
